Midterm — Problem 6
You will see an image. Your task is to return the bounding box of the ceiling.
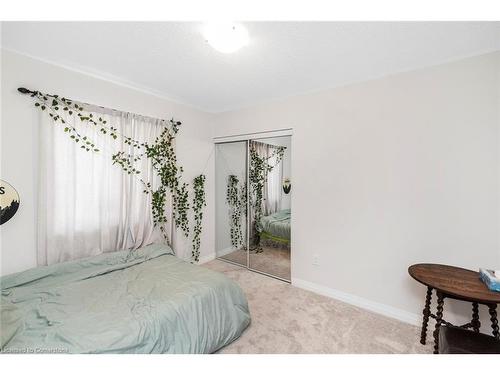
[2,22,499,113]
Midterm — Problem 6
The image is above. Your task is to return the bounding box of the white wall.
[0,49,215,275]
[214,52,500,326]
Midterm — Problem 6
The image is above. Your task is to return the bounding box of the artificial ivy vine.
[227,175,244,249]
[225,143,285,250]
[142,125,190,240]
[249,143,285,246]
[191,174,206,262]
[19,88,206,262]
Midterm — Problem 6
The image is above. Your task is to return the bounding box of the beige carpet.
[203,260,430,354]
[218,246,291,280]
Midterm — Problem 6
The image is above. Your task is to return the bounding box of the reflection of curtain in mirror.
[264,151,282,215]
[249,141,283,247]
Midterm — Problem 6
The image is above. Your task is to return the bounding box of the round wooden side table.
[408,263,500,354]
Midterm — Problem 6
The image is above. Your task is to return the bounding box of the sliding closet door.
[248,136,291,281]
[215,141,248,267]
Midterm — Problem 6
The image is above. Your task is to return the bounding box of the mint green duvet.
[0,244,250,354]
[258,209,291,241]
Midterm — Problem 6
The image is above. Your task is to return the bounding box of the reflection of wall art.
[0,179,20,225]
[283,178,291,194]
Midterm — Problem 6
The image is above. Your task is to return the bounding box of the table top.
[408,263,500,305]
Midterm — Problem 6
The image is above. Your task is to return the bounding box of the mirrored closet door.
[215,141,248,267]
[248,136,291,281]
[215,133,291,282]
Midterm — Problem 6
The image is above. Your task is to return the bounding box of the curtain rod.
[17,87,175,126]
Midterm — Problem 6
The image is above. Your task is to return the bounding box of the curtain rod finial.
[17,87,33,94]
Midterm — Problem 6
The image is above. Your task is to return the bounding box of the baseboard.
[292,277,420,326]
[197,247,239,264]
[216,246,237,257]
[198,253,216,265]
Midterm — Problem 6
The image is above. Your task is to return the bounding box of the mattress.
[258,209,291,241]
[0,243,250,354]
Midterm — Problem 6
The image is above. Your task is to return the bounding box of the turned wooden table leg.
[489,304,499,340]
[420,286,433,345]
[471,302,481,333]
[433,292,445,354]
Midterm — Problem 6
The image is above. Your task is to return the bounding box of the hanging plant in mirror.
[249,143,285,250]
[226,175,244,249]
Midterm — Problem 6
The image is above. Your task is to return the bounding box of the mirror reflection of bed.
[250,208,291,280]
[215,135,291,282]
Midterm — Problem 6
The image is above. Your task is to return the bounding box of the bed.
[257,209,291,248]
[0,243,250,354]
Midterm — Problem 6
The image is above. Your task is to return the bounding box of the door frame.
[214,129,293,283]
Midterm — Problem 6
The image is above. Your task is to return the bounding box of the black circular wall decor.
[0,179,20,225]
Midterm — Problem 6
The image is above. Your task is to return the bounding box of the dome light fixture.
[203,22,249,54]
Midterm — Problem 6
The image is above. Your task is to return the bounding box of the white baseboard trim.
[292,277,420,326]
[197,247,240,264]
[198,253,216,265]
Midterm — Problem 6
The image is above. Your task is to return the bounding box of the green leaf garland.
[226,175,244,249]
[249,144,285,248]
[192,174,206,262]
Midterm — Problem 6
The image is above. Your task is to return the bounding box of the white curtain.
[250,141,283,216]
[38,103,170,266]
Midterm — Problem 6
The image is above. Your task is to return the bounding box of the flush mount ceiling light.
[203,22,249,54]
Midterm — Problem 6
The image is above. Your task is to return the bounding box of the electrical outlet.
[312,254,319,266]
